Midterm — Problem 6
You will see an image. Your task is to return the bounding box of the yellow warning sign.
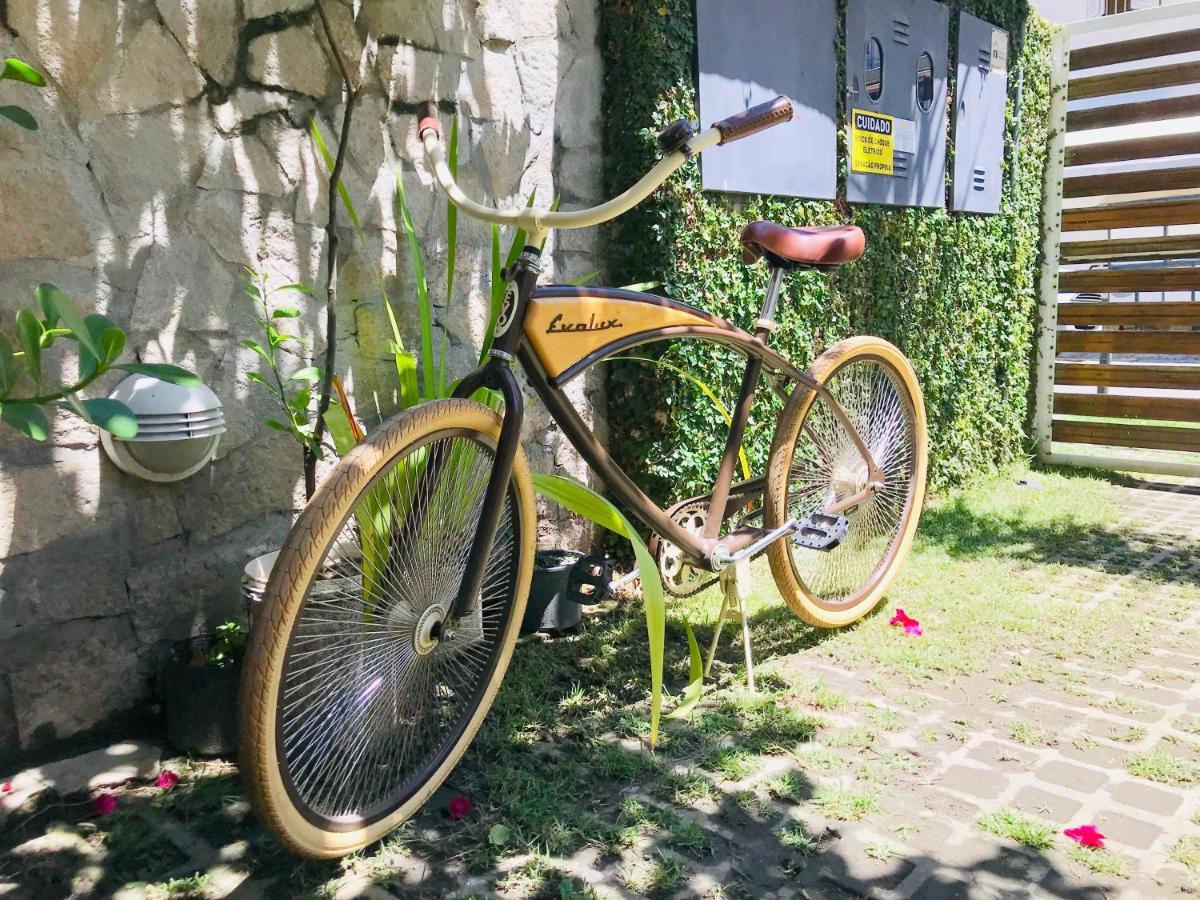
[850,109,894,176]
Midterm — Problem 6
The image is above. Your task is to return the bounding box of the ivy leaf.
[1,402,49,440]
[288,366,321,383]
[241,338,272,365]
[272,306,301,319]
[0,105,37,131]
[39,284,102,363]
[14,310,43,388]
[82,398,137,439]
[276,283,312,294]
[263,418,290,432]
[113,363,201,386]
[2,59,46,86]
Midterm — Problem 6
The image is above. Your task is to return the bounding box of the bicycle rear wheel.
[240,399,535,858]
[765,336,927,628]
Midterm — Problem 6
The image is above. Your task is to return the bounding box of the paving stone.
[969,741,1037,772]
[1011,785,1083,821]
[1035,760,1108,794]
[1058,740,1129,769]
[939,766,1012,801]
[1092,808,1163,850]
[32,741,161,796]
[819,850,915,895]
[1107,779,1184,817]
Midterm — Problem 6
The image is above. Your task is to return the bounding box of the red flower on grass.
[93,793,117,816]
[448,795,472,820]
[889,608,923,636]
[155,770,179,791]
[1064,824,1105,848]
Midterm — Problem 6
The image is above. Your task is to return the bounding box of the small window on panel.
[916,52,934,112]
[865,38,884,101]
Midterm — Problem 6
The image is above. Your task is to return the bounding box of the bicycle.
[240,96,928,858]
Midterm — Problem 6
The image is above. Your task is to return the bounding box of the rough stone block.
[91,19,206,116]
[249,25,336,98]
[156,0,240,85]
[34,740,161,795]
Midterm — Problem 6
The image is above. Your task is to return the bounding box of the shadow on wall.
[0,0,603,762]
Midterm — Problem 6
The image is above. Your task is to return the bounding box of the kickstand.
[702,558,757,692]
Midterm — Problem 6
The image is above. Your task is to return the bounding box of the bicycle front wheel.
[765,336,927,628]
[240,399,536,858]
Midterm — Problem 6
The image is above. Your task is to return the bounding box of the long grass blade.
[438,115,459,395]
[395,168,435,399]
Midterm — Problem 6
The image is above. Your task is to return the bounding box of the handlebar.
[416,96,793,240]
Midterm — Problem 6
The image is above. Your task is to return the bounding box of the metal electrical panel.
[845,0,949,208]
[696,0,837,199]
[952,12,1009,214]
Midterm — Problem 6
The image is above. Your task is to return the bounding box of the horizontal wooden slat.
[1062,234,1200,263]
[1064,166,1200,199]
[1066,133,1200,167]
[1054,392,1200,422]
[1059,267,1200,292]
[1067,94,1200,131]
[1069,59,1200,100]
[1056,362,1200,389]
[1058,301,1200,326]
[1057,330,1200,354]
[1052,419,1200,452]
[1070,28,1200,71]
[1061,199,1200,231]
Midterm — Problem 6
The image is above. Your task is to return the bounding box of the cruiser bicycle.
[241,96,928,857]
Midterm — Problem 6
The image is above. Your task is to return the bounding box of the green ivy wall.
[599,0,1052,504]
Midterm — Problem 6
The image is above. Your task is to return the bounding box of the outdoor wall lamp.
[99,374,225,483]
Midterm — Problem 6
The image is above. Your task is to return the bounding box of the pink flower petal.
[92,793,117,816]
[889,608,911,626]
[155,770,179,791]
[0,782,11,794]
[1064,824,1105,848]
[904,623,923,637]
[448,795,472,820]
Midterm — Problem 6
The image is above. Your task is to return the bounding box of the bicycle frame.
[447,246,881,620]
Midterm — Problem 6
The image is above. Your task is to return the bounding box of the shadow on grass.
[0,597,1127,898]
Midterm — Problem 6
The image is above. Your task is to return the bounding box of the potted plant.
[162,621,247,756]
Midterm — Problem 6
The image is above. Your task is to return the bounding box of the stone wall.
[0,0,603,760]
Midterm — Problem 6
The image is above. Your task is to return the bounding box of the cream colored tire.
[765,336,927,628]
[240,399,536,859]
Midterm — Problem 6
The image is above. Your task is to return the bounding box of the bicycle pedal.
[793,512,849,551]
[566,555,615,605]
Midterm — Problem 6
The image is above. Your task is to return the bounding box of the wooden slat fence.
[1036,3,1200,479]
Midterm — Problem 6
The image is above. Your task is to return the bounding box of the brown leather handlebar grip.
[714,96,793,145]
[417,100,441,138]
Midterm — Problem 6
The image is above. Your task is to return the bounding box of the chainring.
[653,499,719,598]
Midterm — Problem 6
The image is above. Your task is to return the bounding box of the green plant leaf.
[438,114,460,396]
[323,401,361,456]
[488,823,511,847]
[113,363,202,386]
[82,398,138,438]
[14,309,43,388]
[395,165,435,399]
[530,473,667,748]
[395,350,419,410]
[0,334,17,394]
[665,619,703,720]
[241,338,273,365]
[2,59,46,86]
[264,418,290,432]
[0,105,37,130]
[289,365,321,383]
[1,401,49,440]
[272,306,301,319]
[310,118,363,231]
[569,270,601,287]
[39,284,102,363]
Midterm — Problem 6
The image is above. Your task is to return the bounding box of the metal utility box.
[696,0,837,199]
[952,12,1009,214]
[845,0,949,208]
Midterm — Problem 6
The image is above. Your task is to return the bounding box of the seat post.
[758,266,786,327]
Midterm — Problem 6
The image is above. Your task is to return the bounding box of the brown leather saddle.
[740,220,865,269]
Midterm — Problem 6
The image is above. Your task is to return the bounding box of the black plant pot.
[163,650,241,757]
[521,550,586,635]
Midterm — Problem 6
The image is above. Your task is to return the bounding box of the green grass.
[1067,844,1128,878]
[777,824,820,854]
[1009,720,1051,747]
[1127,749,1200,785]
[812,785,879,821]
[1170,835,1200,869]
[977,809,1057,849]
